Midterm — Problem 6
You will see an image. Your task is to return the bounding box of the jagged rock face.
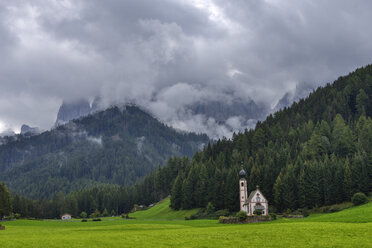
[55,99,91,126]
[55,97,269,139]
[188,99,268,123]
[274,82,314,111]
[274,92,293,112]
[20,125,40,135]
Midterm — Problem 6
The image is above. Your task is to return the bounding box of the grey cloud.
[0,0,372,138]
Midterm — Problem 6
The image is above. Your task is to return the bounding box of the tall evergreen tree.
[170,174,183,210]
[343,159,353,201]
[0,182,12,218]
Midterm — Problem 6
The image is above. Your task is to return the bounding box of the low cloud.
[87,136,102,146]
[0,1,372,138]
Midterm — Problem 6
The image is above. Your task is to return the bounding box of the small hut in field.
[61,213,72,220]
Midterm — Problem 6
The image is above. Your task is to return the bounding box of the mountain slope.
[0,105,209,199]
[122,64,372,213]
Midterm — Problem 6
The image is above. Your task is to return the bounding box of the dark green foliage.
[253,209,263,216]
[301,208,309,217]
[269,213,277,220]
[102,208,109,217]
[163,65,372,212]
[206,202,215,214]
[9,156,191,219]
[90,209,100,218]
[214,209,230,217]
[0,182,12,218]
[351,193,368,206]
[170,174,183,210]
[236,211,247,221]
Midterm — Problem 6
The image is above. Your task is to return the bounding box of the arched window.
[241,182,244,187]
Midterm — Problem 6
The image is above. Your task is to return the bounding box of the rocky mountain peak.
[20,124,40,135]
[55,99,91,126]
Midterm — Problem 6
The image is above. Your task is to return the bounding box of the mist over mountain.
[0,105,209,198]
[53,83,319,140]
[0,130,15,139]
[54,95,270,140]
[273,82,315,112]
[1,1,372,137]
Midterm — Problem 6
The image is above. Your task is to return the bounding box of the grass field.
[129,198,199,220]
[1,201,372,247]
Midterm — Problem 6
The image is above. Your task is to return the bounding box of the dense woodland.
[166,65,372,212]
[0,182,12,218]
[0,106,208,199]
[2,65,372,219]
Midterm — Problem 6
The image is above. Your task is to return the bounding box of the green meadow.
[1,201,372,248]
[130,198,199,220]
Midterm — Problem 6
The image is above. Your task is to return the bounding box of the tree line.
[2,65,372,218]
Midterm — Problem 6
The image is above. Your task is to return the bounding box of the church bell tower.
[239,169,248,213]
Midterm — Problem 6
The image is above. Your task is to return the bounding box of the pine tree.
[170,174,183,210]
[367,153,372,192]
[356,89,368,116]
[332,114,355,157]
[249,165,261,192]
[195,164,208,208]
[224,169,239,211]
[351,154,369,193]
[281,164,297,210]
[0,182,12,218]
[181,178,192,209]
[273,172,285,212]
[343,159,353,201]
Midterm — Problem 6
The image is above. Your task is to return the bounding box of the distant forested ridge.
[5,65,372,219]
[0,105,209,199]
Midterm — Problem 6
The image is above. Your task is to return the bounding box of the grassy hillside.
[305,202,372,223]
[130,198,199,220]
[1,202,372,247]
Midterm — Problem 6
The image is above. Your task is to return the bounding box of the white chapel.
[239,169,269,216]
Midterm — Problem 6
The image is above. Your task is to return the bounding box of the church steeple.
[239,167,248,213]
[239,169,246,179]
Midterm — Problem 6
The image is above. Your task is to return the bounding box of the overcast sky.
[1,0,372,136]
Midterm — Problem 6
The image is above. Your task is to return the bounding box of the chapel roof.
[246,186,267,203]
